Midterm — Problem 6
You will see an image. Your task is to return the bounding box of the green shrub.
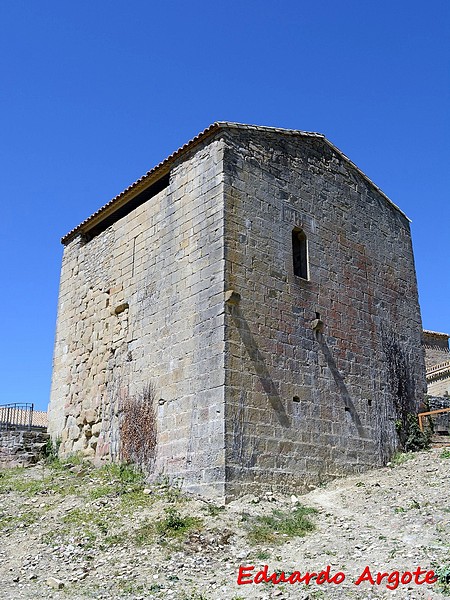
[434,563,450,594]
[404,414,432,451]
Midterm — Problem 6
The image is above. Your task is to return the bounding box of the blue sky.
[1,1,449,411]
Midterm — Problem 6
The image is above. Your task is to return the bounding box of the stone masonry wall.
[49,138,226,497]
[222,128,425,499]
[0,430,49,468]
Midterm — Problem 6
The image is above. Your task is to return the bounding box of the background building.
[424,330,450,397]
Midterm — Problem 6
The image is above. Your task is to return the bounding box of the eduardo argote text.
[237,564,437,591]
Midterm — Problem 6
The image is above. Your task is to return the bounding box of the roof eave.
[61,121,411,245]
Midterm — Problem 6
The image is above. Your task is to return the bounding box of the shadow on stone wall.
[316,331,367,439]
[230,305,290,428]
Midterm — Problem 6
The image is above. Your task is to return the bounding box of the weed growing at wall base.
[389,452,414,467]
[43,437,61,463]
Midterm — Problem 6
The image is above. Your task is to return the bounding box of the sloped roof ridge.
[216,121,324,137]
[61,121,408,244]
[424,329,450,338]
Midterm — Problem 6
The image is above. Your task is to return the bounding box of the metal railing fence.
[0,403,34,431]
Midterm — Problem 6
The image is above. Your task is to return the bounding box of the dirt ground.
[0,447,449,600]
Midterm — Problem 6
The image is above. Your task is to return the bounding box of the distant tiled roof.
[32,410,48,428]
[61,122,408,245]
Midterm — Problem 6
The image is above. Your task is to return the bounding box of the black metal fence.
[0,403,34,431]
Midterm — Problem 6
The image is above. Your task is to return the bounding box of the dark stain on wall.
[383,333,417,447]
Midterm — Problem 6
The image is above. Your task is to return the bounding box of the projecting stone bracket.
[113,302,129,315]
[311,318,324,332]
[224,290,241,305]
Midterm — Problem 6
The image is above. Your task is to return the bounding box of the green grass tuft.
[389,452,414,467]
[155,506,202,538]
[247,505,317,545]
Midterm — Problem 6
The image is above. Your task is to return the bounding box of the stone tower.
[48,123,426,499]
